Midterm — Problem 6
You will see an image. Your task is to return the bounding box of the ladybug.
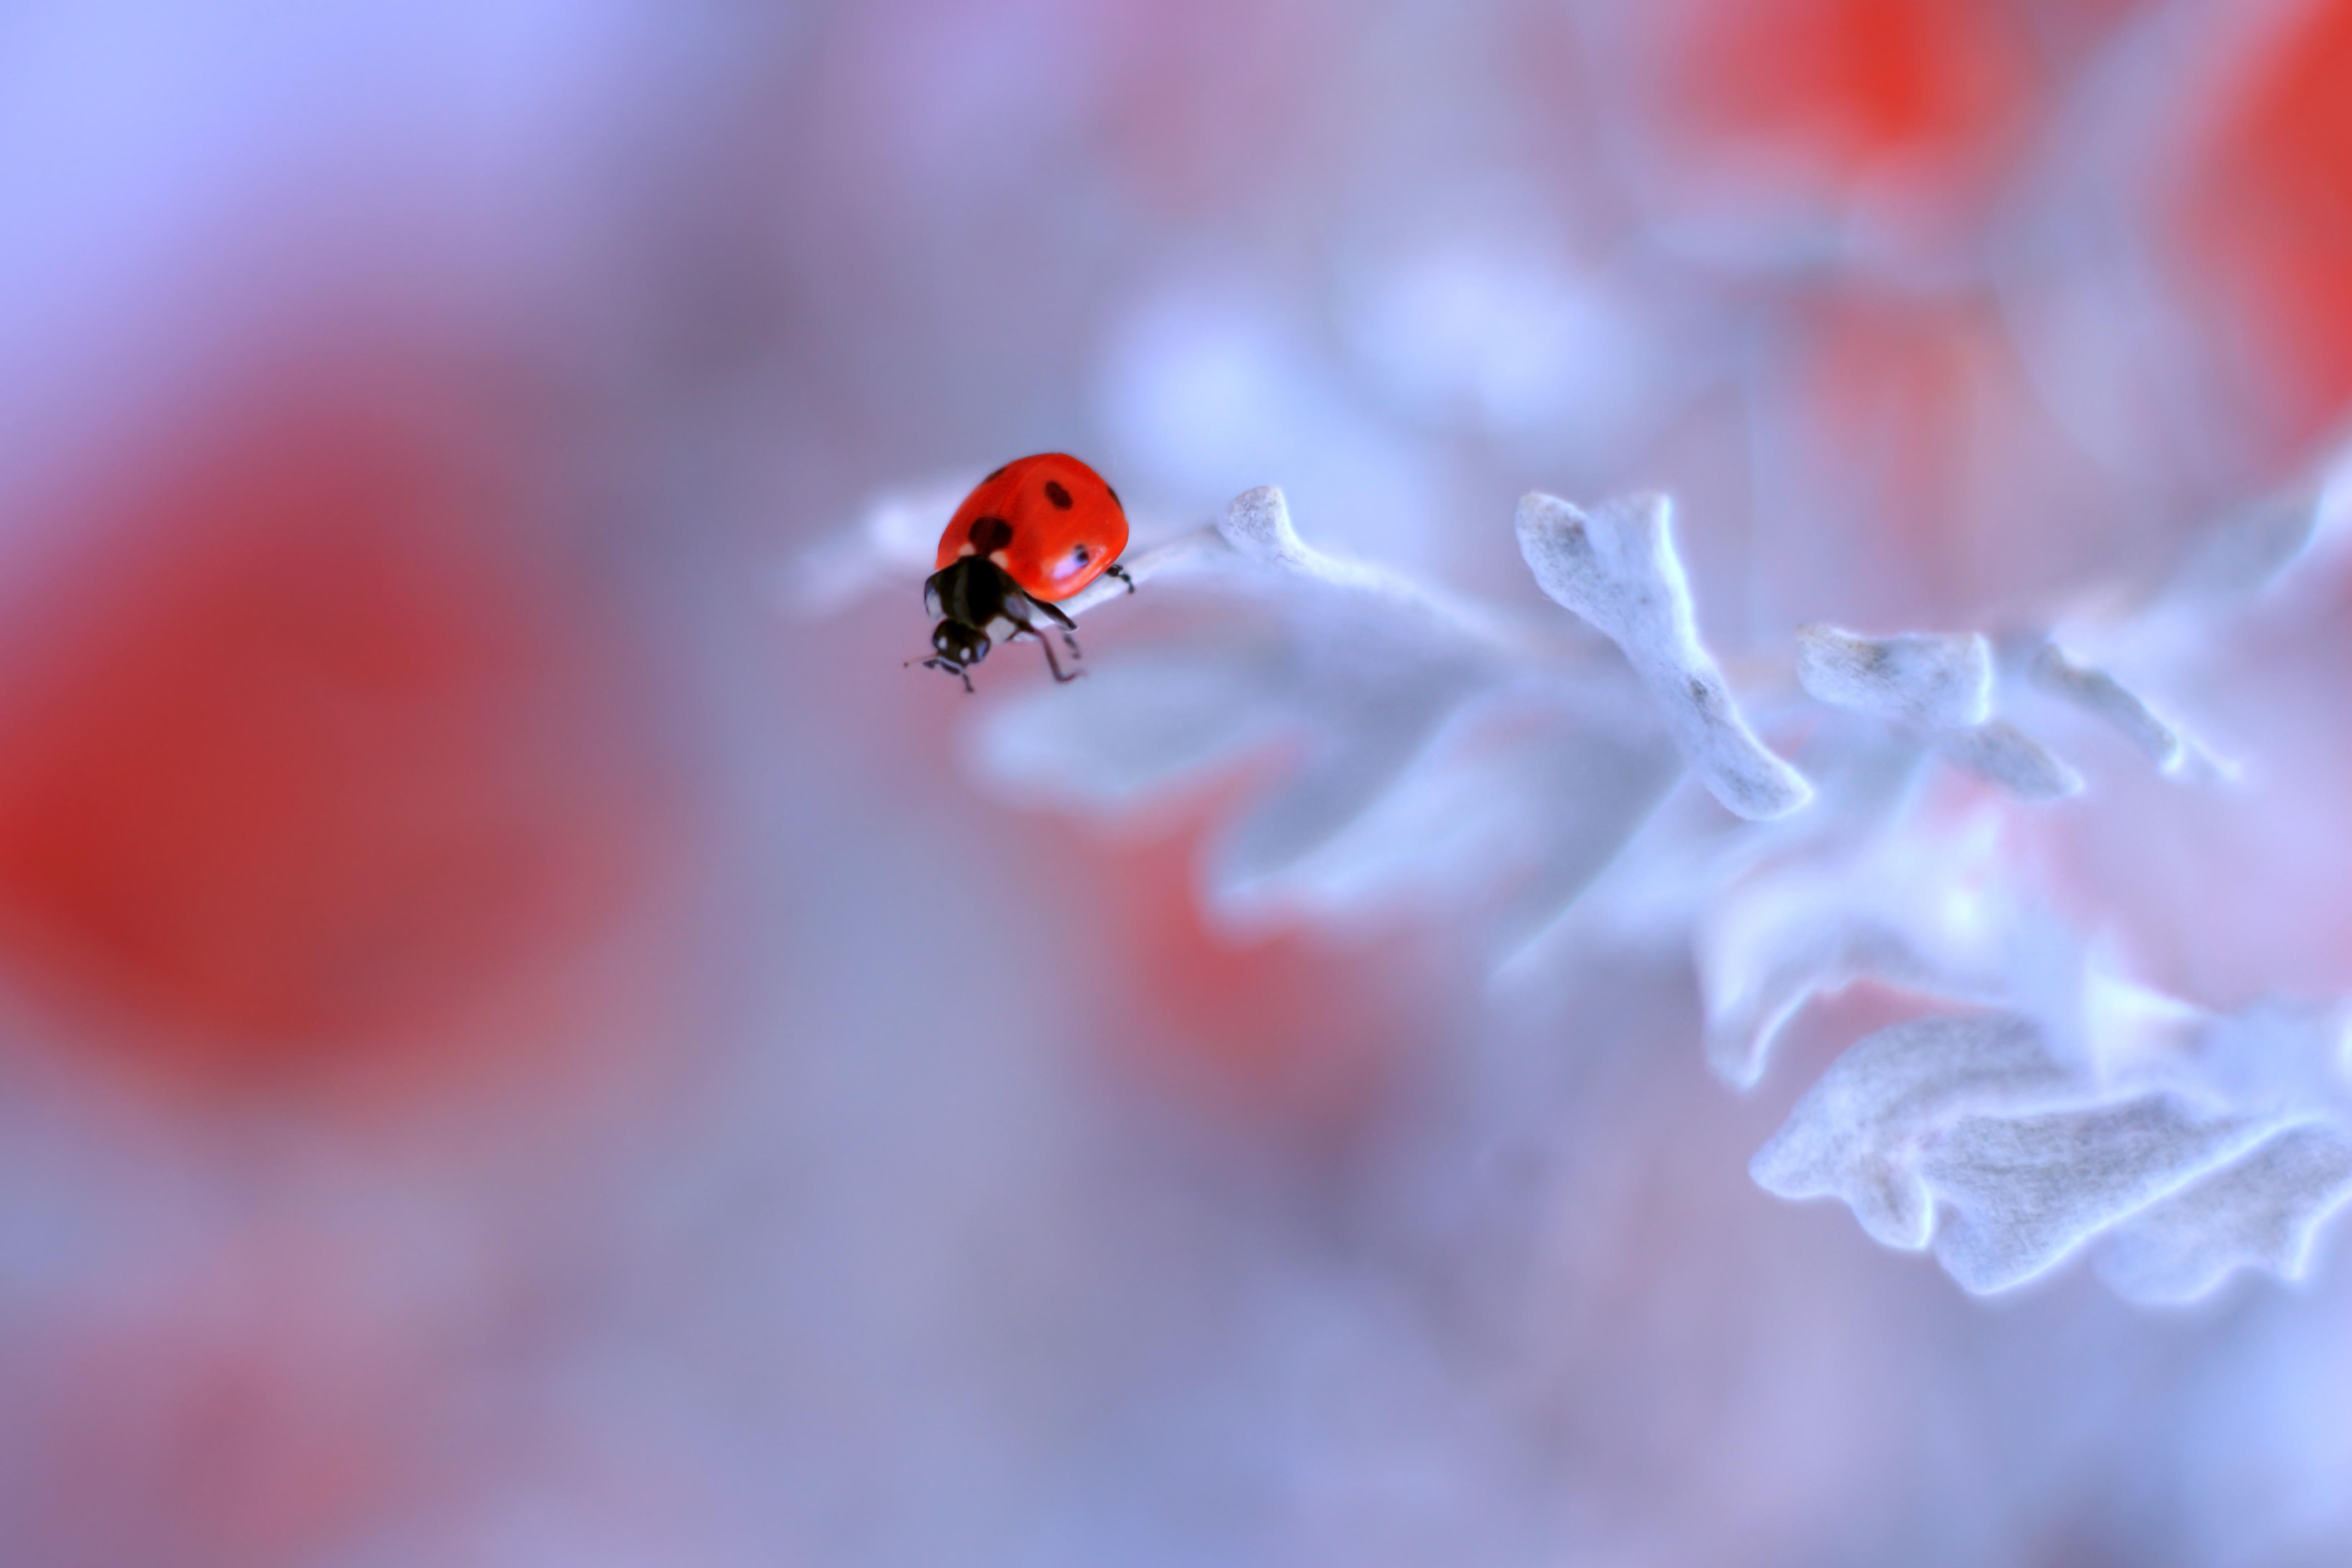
[921,453,1132,691]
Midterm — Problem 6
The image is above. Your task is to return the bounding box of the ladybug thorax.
[923,554,1016,634]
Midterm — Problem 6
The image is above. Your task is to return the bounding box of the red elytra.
[934,452,1129,602]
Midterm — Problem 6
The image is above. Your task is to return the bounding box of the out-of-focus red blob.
[1096,0,1344,215]
[1782,296,1981,584]
[1631,0,2036,252]
[2173,0,2352,475]
[16,1236,431,1568]
[1092,813,1421,1137]
[1668,0,2020,170]
[0,357,665,1091]
[1760,292,2120,626]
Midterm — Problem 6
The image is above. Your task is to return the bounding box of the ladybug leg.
[1026,598,1083,663]
[1009,617,1082,683]
[1106,563,1135,594]
[920,655,976,694]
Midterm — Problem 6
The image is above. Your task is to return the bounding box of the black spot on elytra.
[1044,480,1073,509]
[984,464,1008,483]
[968,514,1014,554]
[1106,485,1121,507]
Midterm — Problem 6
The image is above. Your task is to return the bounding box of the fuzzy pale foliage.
[806,446,2352,1305]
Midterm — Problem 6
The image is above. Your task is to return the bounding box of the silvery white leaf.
[1210,663,1475,903]
[1217,485,1529,652]
[1469,714,1683,951]
[1769,619,2116,809]
[2094,1122,2352,1305]
[1220,482,1331,573]
[982,486,1547,932]
[1516,491,1812,821]
[1752,1014,2080,1251]
[1501,716,1912,983]
[1702,911,1926,1090]
[1693,739,2065,1088]
[1933,720,2083,802]
[872,464,2352,1312]
[1795,624,1993,730]
[1924,1096,2286,1294]
[1236,698,1681,948]
[2026,643,2185,771]
[1699,873,2019,1093]
[974,647,1286,811]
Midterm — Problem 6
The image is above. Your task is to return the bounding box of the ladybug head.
[915,555,1082,693]
[930,618,990,669]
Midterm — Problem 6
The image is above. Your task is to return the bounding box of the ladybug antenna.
[919,655,976,694]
